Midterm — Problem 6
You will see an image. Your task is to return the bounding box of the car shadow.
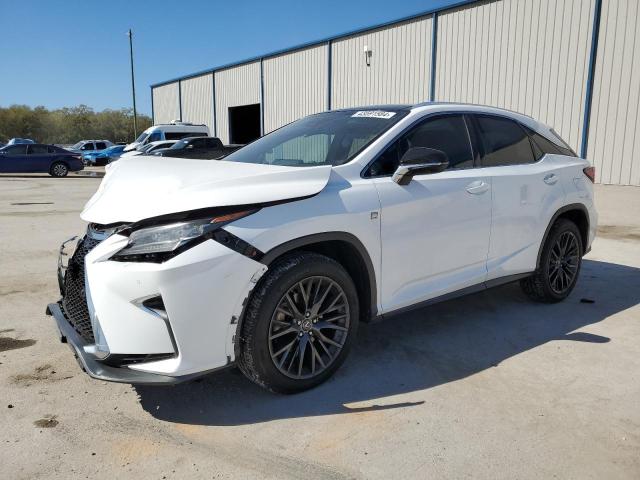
[135,259,639,426]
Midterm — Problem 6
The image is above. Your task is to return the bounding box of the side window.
[148,132,162,142]
[366,115,474,177]
[28,145,49,154]
[47,146,56,153]
[523,126,577,159]
[81,143,94,151]
[474,115,535,167]
[190,138,207,148]
[95,142,107,150]
[165,132,191,140]
[5,145,28,155]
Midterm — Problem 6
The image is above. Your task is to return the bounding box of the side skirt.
[373,272,533,322]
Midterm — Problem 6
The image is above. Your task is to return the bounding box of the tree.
[0,104,152,144]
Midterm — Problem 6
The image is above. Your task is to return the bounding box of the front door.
[0,144,29,172]
[367,114,492,314]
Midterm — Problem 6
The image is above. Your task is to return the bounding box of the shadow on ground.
[136,259,640,426]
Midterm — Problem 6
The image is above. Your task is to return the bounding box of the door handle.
[544,173,558,185]
[466,180,490,194]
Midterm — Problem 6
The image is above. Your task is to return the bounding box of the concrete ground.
[0,173,639,480]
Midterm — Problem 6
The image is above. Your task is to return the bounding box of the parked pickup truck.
[152,136,243,160]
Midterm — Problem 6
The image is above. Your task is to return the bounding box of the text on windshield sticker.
[351,111,397,119]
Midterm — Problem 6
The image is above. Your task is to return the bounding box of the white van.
[124,121,210,152]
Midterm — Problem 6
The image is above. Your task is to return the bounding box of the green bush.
[0,104,152,145]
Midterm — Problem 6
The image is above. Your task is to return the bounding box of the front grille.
[62,235,100,343]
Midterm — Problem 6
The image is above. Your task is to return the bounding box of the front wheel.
[238,252,359,393]
[50,162,69,177]
[520,218,583,303]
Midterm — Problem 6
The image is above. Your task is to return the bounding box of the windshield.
[134,132,149,144]
[224,109,408,167]
[71,141,84,149]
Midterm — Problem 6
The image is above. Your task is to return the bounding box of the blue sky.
[0,0,457,116]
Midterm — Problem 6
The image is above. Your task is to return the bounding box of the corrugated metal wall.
[263,46,328,133]
[331,16,433,108]
[151,0,640,185]
[435,0,594,153]
[214,62,261,144]
[180,73,214,133]
[152,82,180,124]
[588,0,640,186]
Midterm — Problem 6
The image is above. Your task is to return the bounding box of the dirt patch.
[0,332,36,352]
[597,225,640,242]
[11,364,60,386]
[34,415,58,428]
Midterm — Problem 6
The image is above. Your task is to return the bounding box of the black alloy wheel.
[268,276,350,379]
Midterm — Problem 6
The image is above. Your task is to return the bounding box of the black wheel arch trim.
[536,203,590,268]
[260,231,378,319]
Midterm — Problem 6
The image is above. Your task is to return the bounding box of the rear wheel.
[238,252,359,393]
[50,162,69,177]
[520,218,583,303]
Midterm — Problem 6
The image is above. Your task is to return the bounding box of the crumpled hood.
[81,156,332,224]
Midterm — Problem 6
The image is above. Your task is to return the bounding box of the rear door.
[470,114,566,280]
[370,114,492,313]
[0,145,29,172]
[26,144,53,172]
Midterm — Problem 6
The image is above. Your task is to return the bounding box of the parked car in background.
[119,140,177,159]
[69,140,113,155]
[47,103,596,392]
[0,143,83,176]
[7,138,35,145]
[83,145,125,166]
[123,121,209,152]
[152,136,242,159]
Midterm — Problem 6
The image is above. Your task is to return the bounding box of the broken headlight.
[111,210,257,262]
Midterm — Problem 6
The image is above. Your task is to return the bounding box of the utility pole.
[127,29,138,138]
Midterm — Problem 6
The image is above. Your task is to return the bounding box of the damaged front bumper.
[48,229,267,384]
[45,302,206,384]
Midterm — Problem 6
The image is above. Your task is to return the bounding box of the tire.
[50,162,69,177]
[520,218,583,303]
[237,252,359,394]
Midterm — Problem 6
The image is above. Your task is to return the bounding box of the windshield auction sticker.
[351,110,397,119]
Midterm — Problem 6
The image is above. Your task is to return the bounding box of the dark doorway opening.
[228,104,261,144]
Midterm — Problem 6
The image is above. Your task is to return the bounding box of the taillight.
[583,166,595,183]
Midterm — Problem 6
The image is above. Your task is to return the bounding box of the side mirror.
[392,147,449,185]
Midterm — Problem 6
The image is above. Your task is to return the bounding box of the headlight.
[111,209,257,262]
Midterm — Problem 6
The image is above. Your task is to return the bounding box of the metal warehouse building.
[151,0,640,186]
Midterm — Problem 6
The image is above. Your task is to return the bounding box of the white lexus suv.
[47,103,597,393]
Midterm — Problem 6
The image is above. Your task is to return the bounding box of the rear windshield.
[224,109,409,167]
